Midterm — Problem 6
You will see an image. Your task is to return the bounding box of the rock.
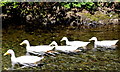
[109,19,119,25]
[26,14,32,21]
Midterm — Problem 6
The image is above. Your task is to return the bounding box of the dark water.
[2,24,120,70]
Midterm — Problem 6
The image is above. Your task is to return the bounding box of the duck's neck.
[94,44,97,48]
[94,39,97,43]
[26,41,31,50]
[53,42,58,47]
[65,39,69,45]
[55,43,58,46]
[11,52,16,60]
[93,39,97,48]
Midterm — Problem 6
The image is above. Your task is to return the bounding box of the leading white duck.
[20,40,55,55]
[49,41,81,53]
[61,37,90,49]
[4,49,44,69]
[89,37,119,49]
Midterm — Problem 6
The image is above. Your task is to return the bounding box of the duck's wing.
[16,56,43,64]
[68,41,81,45]
[55,46,67,51]
[71,41,83,43]
[101,40,118,45]
[96,40,118,46]
[29,46,54,52]
[69,41,90,47]
[56,46,78,52]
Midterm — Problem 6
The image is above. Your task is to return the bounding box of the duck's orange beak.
[20,42,24,45]
[4,52,10,56]
[89,39,92,41]
[60,39,64,42]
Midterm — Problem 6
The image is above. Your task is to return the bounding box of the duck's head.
[89,37,97,41]
[49,41,58,46]
[20,40,29,45]
[4,49,14,56]
[61,37,68,41]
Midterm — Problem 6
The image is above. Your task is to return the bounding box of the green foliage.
[1,2,19,9]
[60,2,99,12]
[64,3,71,8]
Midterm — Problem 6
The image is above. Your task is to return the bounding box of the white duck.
[4,49,44,69]
[89,37,119,48]
[49,41,81,53]
[20,40,55,55]
[61,37,90,49]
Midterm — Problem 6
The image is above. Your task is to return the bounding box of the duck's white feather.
[50,41,81,53]
[95,40,118,46]
[16,56,43,64]
[61,37,90,48]
[4,49,44,69]
[20,40,54,55]
[89,37,119,48]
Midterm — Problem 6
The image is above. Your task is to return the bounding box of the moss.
[78,10,119,23]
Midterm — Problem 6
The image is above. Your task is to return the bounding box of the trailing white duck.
[20,40,55,55]
[49,41,81,53]
[60,37,90,49]
[89,37,119,49]
[4,49,44,69]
